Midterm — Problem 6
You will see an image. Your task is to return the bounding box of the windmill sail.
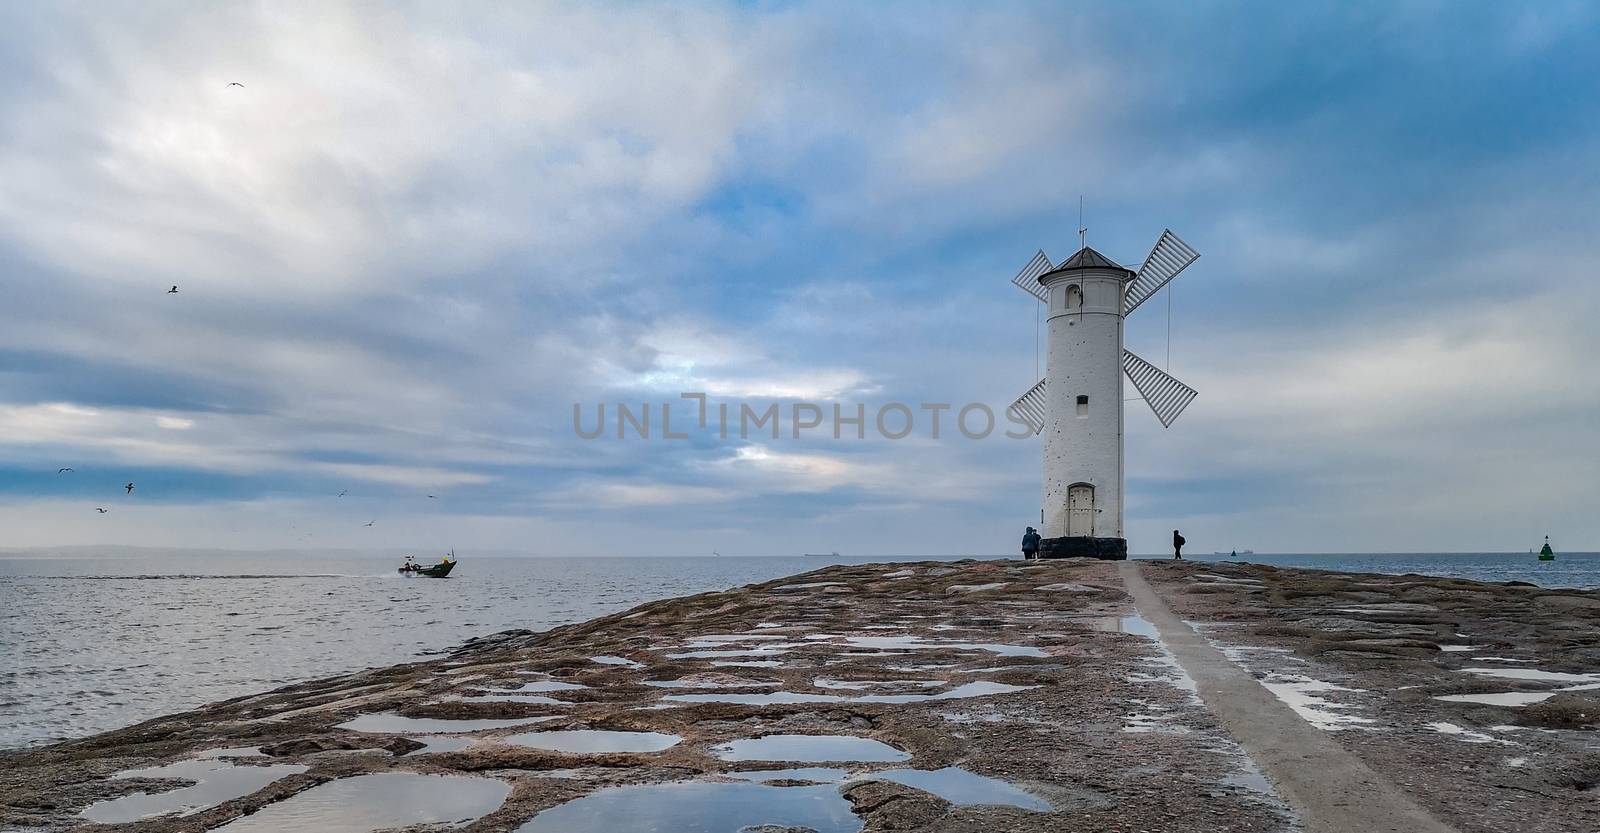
[1009,250,1053,303]
[1007,378,1048,435]
[1122,350,1197,428]
[1124,229,1199,314]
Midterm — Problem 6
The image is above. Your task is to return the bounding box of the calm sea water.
[2,551,1595,750]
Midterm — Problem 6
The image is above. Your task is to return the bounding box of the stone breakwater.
[1,559,1596,833]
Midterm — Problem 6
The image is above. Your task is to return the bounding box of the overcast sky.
[1,2,1596,556]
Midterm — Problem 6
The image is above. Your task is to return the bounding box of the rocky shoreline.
[2,559,1597,832]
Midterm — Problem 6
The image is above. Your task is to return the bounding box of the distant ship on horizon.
[1214,550,1255,556]
[803,551,842,557]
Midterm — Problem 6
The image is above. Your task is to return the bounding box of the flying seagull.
[427,494,436,499]
[57,467,73,474]
[95,507,108,513]
[168,285,179,294]
[338,489,347,497]
[228,82,244,88]
[125,482,135,494]
[363,520,375,527]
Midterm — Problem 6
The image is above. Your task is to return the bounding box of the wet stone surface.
[7,559,1596,831]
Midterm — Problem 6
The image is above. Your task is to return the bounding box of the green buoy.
[1538,535,1555,561]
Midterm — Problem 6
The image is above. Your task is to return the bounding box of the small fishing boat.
[1538,537,1555,562]
[400,551,457,577]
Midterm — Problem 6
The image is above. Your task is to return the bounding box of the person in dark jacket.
[1173,529,1186,560]
[1021,527,1041,560]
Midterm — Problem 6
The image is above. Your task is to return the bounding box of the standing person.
[1172,529,1186,560]
[1021,526,1041,560]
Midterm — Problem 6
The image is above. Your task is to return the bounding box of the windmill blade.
[1124,229,1199,315]
[1123,349,1197,428]
[1009,250,1053,303]
[1007,378,1047,435]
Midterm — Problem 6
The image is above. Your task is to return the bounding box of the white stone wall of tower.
[1040,268,1125,540]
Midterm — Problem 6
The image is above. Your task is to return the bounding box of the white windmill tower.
[1006,229,1200,559]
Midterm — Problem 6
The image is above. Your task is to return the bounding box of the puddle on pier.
[1091,614,1160,639]
[680,634,790,647]
[711,659,784,668]
[81,758,309,824]
[663,680,1035,706]
[665,646,798,659]
[1440,645,1484,652]
[485,680,589,693]
[1435,691,1559,707]
[813,677,942,691]
[727,767,849,783]
[210,772,510,832]
[945,582,1009,593]
[1221,761,1276,798]
[513,781,860,833]
[1259,675,1372,730]
[337,712,557,734]
[450,693,568,705]
[857,767,1049,811]
[831,635,1048,658]
[1460,667,1600,684]
[590,655,643,668]
[504,729,682,753]
[644,677,779,689]
[404,735,476,755]
[714,734,910,763]
[1426,722,1497,743]
[195,747,263,759]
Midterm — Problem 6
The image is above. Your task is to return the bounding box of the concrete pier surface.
[3,559,1597,832]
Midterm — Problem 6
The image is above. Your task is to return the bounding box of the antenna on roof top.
[1078,196,1087,249]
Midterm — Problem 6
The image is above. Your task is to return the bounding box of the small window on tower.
[1076,395,1089,417]
[1066,284,1083,309]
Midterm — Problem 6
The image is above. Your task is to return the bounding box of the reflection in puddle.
[832,635,1047,658]
[1435,691,1557,707]
[1460,667,1600,684]
[665,691,846,705]
[858,767,1049,811]
[212,773,510,832]
[857,681,1036,703]
[1091,614,1159,639]
[666,646,797,659]
[590,656,644,668]
[1260,675,1372,730]
[644,677,779,689]
[504,729,682,753]
[714,734,910,763]
[405,735,476,755]
[681,634,789,646]
[814,678,942,691]
[338,712,557,733]
[663,680,1034,706]
[450,693,568,705]
[514,781,861,833]
[1425,722,1496,743]
[727,767,849,783]
[195,747,264,759]
[1220,757,1279,800]
[81,759,309,824]
[484,680,588,693]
